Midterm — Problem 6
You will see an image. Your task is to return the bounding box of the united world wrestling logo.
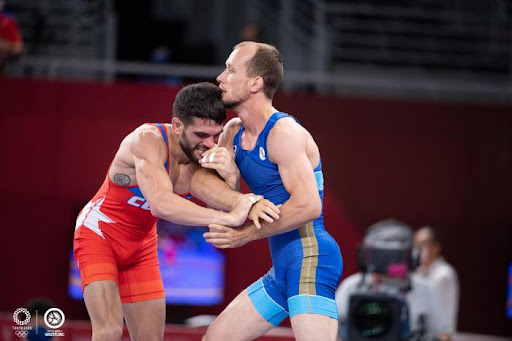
[44,308,65,329]
[13,308,31,325]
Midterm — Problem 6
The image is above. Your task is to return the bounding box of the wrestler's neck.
[236,95,277,136]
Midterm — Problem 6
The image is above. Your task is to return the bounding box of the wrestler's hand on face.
[204,223,253,249]
[199,146,240,184]
[248,200,282,229]
[227,194,263,227]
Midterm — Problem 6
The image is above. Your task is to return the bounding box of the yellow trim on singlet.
[298,221,319,295]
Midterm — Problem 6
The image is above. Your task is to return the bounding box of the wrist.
[244,224,260,242]
[222,211,236,226]
[231,192,245,210]
[226,171,240,190]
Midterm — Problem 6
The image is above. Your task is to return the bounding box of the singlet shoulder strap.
[151,123,170,173]
[259,112,298,148]
[260,113,324,172]
[234,113,298,153]
[233,124,245,149]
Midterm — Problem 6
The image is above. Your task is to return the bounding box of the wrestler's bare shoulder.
[268,117,320,165]
[225,117,243,130]
[218,118,243,147]
[109,124,169,185]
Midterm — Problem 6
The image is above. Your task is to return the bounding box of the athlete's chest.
[237,130,273,164]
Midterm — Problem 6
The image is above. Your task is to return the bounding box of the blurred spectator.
[414,226,460,333]
[0,0,23,73]
[239,23,262,42]
[151,44,171,64]
[336,219,451,341]
[141,44,182,86]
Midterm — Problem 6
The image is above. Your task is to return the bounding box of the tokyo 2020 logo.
[13,308,31,325]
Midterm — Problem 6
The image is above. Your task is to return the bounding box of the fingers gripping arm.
[199,146,240,190]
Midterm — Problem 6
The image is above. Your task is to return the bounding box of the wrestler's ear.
[172,117,184,135]
[249,76,264,94]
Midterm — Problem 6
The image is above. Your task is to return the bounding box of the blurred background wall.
[0,0,511,338]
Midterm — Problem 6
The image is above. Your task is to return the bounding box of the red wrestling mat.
[0,312,294,341]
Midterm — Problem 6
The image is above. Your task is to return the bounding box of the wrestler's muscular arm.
[261,119,322,235]
[131,127,259,226]
[205,118,321,247]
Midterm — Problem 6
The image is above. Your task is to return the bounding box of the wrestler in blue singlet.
[233,112,343,325]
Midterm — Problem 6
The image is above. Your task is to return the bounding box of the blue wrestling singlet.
[233,112,343,325]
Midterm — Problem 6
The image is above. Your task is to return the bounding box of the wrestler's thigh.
[204,289,274,341]
[83,280,124,340]
[290,313,338,341]
[122,298,165,341]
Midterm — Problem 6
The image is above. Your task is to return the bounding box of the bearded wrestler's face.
[179,118,223,163]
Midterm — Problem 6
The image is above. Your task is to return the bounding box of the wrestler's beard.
[180,135,206,164]
[223,88,250,109]
[224,99,242,109]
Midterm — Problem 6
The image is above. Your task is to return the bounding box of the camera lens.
[353,301,393,338]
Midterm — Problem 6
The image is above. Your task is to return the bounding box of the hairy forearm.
[151,191,232,226]
[191,168,243,211]
[245,195,320,242]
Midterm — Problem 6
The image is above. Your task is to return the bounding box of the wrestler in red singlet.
[74,124,179,303]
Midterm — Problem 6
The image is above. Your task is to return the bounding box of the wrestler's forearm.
[152,192,235,226]
[190,168,243,211]
[246,195,320,241]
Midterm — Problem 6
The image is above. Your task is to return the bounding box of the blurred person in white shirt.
[414,226,459,333]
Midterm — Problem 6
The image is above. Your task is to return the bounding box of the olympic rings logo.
[13,308,31,325]
[15,330,29,337]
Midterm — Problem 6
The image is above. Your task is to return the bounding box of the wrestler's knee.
[202,324,230,341]
[92,325,123,341]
